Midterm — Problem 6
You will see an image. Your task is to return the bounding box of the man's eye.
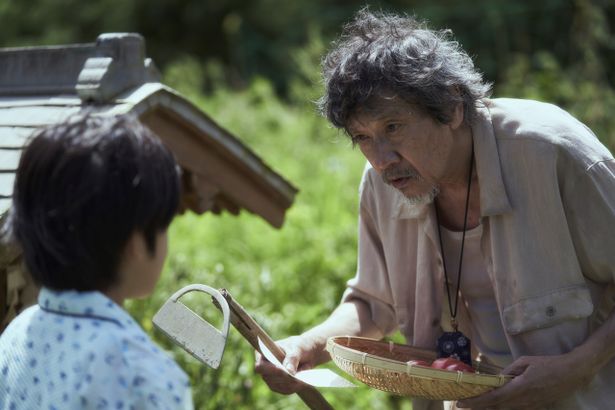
[386,123,401,133]
[351,134,369,145]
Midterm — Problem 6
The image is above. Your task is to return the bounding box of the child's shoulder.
[0,298,192,409]
[118,323,189,380]
[0,304,38,347]
[96,318,192,407]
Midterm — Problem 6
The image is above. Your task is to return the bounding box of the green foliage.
[128,22,615,404]
[4,1,614,407]
[496,51,615,150]
[133,4,613,406]
[495,0,615,150]
[127,66,409,408]
[1,1,613,97]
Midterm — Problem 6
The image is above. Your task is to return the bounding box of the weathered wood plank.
[0,149,21,171]
[0,127,35,148]
[0,197,12,215]
[0,105,80,127]
[0,173,15,197]
[0,95,82,109]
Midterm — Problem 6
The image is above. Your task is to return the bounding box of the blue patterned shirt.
[0,288,193,410]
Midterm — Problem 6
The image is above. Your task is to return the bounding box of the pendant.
[436,330,472,366]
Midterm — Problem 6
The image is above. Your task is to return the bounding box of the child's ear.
[124,231,147,260]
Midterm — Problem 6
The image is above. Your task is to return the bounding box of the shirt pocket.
[502,285,594,335]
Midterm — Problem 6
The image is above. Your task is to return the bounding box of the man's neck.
[436,126,480,231]
[435,178,481,231]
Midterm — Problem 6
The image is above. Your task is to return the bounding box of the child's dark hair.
[5,114,180,292]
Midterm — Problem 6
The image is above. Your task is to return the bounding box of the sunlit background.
[3,1,613,408]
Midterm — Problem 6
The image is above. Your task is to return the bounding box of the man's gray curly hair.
[318,8,492,130]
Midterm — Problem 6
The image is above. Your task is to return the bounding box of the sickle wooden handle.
[216,289,334,410]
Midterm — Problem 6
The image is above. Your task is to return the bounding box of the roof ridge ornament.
[77,33,158,103]
[0,33,158,101]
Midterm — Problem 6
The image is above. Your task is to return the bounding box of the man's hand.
[457,353,595,409]
[254,335,326,395]
[253,300,384,395]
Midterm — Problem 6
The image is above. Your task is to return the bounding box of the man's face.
[347,95,460,205]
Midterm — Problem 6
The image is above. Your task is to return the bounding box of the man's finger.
[261,365,308,395]
[458,374,523,408]
[282,346,302,375]
[501,357,530,376]
[264,376,303,395]
[255,354,285,375]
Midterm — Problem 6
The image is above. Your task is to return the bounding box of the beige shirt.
[343,98,615,409]
[440,224,512,368]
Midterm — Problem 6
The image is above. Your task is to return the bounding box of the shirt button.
[546,306,556,317]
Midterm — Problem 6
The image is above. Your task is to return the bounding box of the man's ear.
[448,86,464,130]
[451,102,464,129]
[449,86,465,130]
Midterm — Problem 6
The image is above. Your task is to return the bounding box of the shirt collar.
[391,99,512,219]
[38,287,137,329]
[472,99,513,216]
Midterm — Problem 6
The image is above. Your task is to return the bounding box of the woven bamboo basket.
[327,336,512,401]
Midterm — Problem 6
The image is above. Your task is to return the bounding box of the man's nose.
[370,138,400,172]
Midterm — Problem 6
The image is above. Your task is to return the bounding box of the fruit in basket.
[407,360,430,367]
[430,357,458,369]
[431,357,475,373]
[446,361,475,373]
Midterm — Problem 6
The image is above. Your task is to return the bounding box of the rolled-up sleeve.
[341,168,397,336]
[564,159,615,284]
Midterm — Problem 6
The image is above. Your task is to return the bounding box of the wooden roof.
[0,33,297,228]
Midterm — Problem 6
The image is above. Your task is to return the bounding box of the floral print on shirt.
[0,288,193,410]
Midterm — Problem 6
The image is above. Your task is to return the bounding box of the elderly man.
[256,9,615,409]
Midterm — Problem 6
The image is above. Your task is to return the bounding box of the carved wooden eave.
[103,83,298,228]
[0,33,298,229]
[0,33,298,328]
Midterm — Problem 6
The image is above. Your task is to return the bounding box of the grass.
[126,48,615,409]
[126,73,411,409]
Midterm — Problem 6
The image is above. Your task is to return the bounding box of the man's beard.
[382,167,440,206]
[402,185,440,206]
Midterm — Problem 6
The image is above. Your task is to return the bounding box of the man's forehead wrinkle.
[350,104,412,128]
[347,116,370,134]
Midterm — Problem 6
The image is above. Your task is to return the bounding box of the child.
[0,115,193,409]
